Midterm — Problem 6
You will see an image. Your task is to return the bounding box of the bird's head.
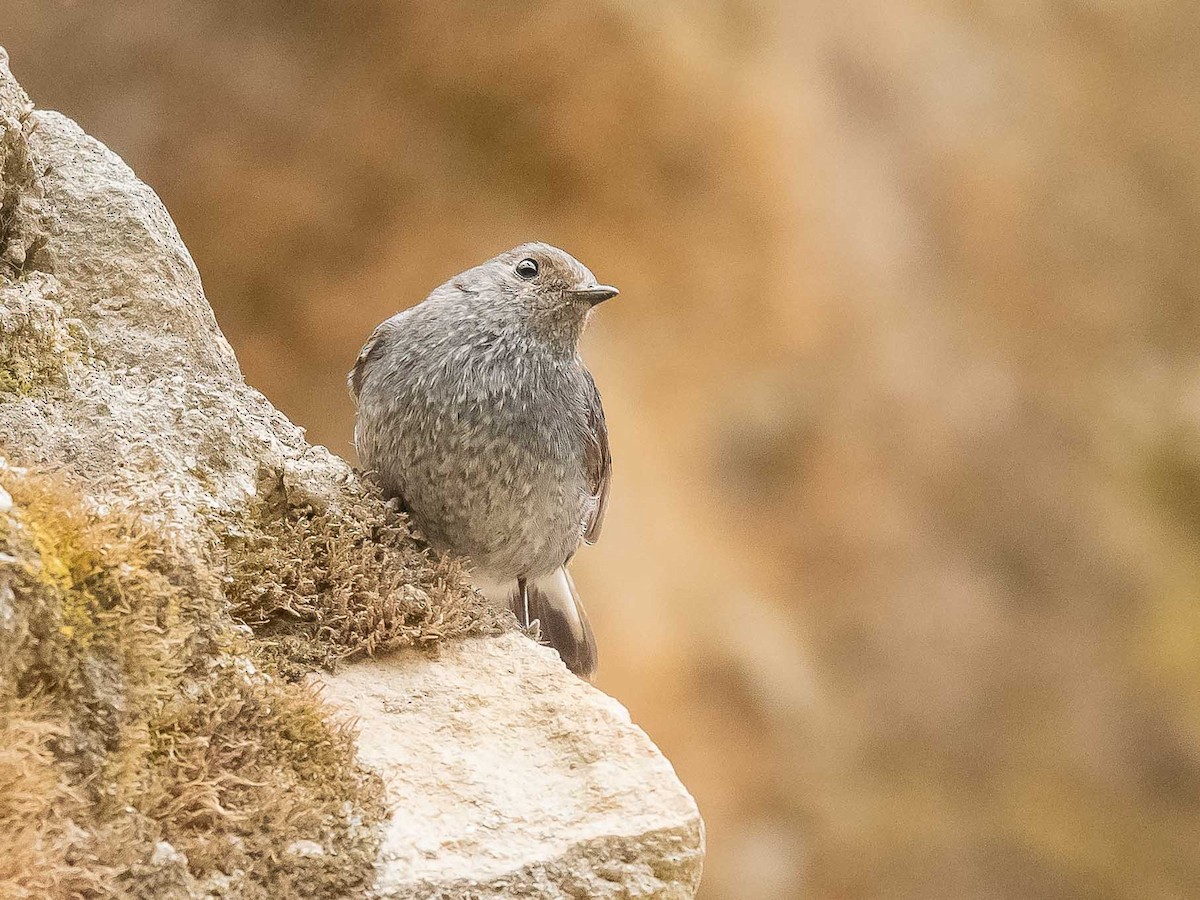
[448,242,618,350]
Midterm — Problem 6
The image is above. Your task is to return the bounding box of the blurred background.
[5,2,1200,897]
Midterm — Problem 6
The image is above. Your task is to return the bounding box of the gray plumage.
[349,242,615,677]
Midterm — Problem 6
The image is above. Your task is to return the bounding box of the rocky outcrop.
[0,47,702,899]
[321,635,703,899]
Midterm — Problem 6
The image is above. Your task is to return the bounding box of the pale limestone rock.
[0,47,703,898]
[0,60,352,552]
[319,634,704,899]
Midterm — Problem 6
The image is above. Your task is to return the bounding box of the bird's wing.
[348,323,387,403]
[582,369,611,545]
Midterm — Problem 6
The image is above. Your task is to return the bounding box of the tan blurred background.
[6,2,1200,897]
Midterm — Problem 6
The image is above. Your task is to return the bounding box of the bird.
[349,242,616,677]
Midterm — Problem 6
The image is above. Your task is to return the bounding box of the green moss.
[0,468,385,899]
[0,359,52,396]
[0,367,30,395]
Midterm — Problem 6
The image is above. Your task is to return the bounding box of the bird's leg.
[515,576,543,641]
[517,575,530,628]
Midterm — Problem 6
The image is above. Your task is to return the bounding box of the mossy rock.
[0,466,385,899]
[225,468,507,680]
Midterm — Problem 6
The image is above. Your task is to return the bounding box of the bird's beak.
[567,285,619,306]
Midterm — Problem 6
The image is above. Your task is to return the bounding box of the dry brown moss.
[0,468,385,899]
[0,699,104,899]
[225,470,508,679]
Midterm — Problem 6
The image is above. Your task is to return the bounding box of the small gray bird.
[349,243,616,677]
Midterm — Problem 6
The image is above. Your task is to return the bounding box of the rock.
[150,841,189,868]
[0,45,330,548]
[0,46,702,897]
[319,634,704,899]
[287,840,328,859]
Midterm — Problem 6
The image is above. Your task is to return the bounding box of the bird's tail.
[511,568,598,679]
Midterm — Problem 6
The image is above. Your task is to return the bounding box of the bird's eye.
[515,258,539,280]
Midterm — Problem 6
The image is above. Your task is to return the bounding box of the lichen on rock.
[0,97,52,279]
[0,273,79,395]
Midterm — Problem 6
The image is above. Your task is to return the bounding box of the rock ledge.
[321,634,703,899]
